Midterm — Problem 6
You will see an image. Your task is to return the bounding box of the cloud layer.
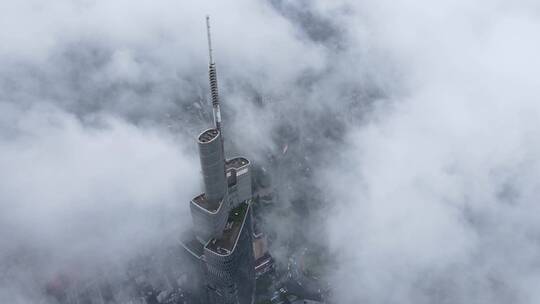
[0,103,199,302]
[1,0,540,303]
[320,1,540,303]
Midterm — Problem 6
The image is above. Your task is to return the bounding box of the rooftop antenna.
[206,15,214,65]
[206,16,222,132]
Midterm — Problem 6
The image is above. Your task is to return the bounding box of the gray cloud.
[2,0,540,303]
[318,1,540,303]
[0,103,199,302]
[0,0,331,302]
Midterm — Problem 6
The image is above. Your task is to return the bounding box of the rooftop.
[226,157,249,170]
[181,234,205,258]
[192,193,220,212]
[198,128,219,143]
[206,202,249,254]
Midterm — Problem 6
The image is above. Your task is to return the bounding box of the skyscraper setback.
[180,17,256,304]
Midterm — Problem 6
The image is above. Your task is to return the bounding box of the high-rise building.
[181,17,256,304]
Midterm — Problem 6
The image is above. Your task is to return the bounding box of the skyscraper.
[181,17,256,304]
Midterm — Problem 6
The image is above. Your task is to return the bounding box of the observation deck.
[192,193,220,213]
[225,157,249,170]
[198,128,219,143]
[206,202,249,255]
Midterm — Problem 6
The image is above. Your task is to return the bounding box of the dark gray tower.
[181,16,256,304]
[198,128,226,206]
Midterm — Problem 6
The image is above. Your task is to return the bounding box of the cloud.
[2,0,540,303]
[318,0,540,303]
[0,0,330,301]
[0,102,199,301]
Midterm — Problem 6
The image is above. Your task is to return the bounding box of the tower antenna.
[206,16,221,132]
[206,15,214,64]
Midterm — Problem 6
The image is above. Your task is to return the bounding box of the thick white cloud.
[320,0,540,303]
[0,103,198,255]
[2,0,540,303]
[0,104,199,301]
[0,1,329,301]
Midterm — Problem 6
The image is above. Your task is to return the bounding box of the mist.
[319,1,540,303]
[1,0,540,303]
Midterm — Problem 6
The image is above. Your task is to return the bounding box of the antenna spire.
[206,16,222,132]
[206,15,214,64]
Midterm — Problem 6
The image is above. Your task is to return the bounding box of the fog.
[320,1,540,303]
[1,0,540,303]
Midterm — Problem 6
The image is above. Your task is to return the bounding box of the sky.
[1,0,540,303]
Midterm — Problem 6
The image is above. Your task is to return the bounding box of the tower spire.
[206,16,222,132]
[206,15,214,65]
